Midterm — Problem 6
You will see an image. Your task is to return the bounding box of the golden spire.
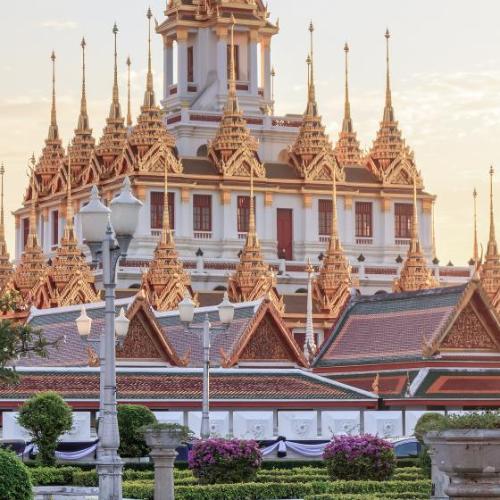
[77,38,89,132]
[228,170,283,311]
[334,42,362,167]
[304,258,316,359]
[140,157,194,312]
[207,15,262,177]
[480,166,500,309]
[65,143,74,230]
[28,154,39,247]
[126,56,132,127]
[383,29,394,123]
[95,23,127,167]
[393,173,438,292]
[289,22,341,181]
[473,188,479,267]
[144,7,155,108]
[48,51,59,141]
[0,163,13,288]
[69,38,95,180]
[128,10,177,159]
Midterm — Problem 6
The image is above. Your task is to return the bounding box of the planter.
[424,429,500,499]
[143,427,187,500]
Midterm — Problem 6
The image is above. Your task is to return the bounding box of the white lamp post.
[78,177,142,500]
[179,292,234,439]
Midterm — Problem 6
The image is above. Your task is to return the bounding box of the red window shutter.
[355,202,373,237]
[23,218,30,248]
[51,210,59,246]
[318,199,332,236]
[193,195,212,232]
[394,203,413,238]
[150,192,175,230]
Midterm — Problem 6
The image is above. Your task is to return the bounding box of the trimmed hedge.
[122,479,431,500]
[29,466,79,486]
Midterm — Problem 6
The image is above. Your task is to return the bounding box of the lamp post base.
[98,455,124,500]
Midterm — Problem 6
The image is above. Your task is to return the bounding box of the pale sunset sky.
[1,0,499,264]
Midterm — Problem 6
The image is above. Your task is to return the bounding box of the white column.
[216,32,228,97]
[261,40,271,100]
[177,39,188,96]
[343,197,354,245]
[249,38,258,95]
[164,41,174,101]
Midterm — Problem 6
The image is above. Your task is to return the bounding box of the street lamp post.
[77,177,142,500]
[179,292,234,439]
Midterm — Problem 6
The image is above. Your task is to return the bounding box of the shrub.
[29,466,78,485]
[117,404,157,458]
[414,413,447,442]
[0,448,33,499]
[188,438,262,484]
[323,434,395,481]
[443,411,500,429]
[17,391,73,466]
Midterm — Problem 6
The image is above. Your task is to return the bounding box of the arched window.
[213,285,227,291]
[196,144,208,158]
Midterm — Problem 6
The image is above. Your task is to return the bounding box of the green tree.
[0,448,32,499]
[18,391,73,466]
[0,291,59,383]
[117,404,157,457]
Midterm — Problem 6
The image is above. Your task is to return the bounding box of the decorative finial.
[383,29,394,123]
[144,7,155,107]
[48,50,59,141]
[487,166,497,256]
[77,37,89,132]
[162,154,171,244]
[126,56,132,126]
[109,22,122,120]
[342,42,353,133]
[66,142,74,226]
[304,256,316,360]
[305,22,317,116]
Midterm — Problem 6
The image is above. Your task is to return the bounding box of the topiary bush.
[17,391,73,466]
[0,448,33,499]
[188,438,262,484]
[323,434,396,481]
[117,404,157,458]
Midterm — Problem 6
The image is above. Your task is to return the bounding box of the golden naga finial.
[126,56,132,127]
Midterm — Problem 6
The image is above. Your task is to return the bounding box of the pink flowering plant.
[323,434,395,481]
[188,438,263,484]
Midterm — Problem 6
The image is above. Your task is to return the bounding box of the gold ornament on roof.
[0,164,13,289]
[366,30,421,186]
[35,51,65,194]
[32,147,99,309]
[68,38,96,183]
[480,166,500,311]
[312,170,352,317]
[393,174,439,292]
[128,9,177,160]
[141,158,195,311]
[228,168,283,311]
[95,23,127,174]
[334,43,362,167]
[289,22,343,182]
[207,15,264,178]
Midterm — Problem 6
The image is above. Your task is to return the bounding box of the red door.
[277,208,293,260]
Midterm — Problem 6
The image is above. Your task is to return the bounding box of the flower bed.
[323,434,395,481]
[188,438,262,484]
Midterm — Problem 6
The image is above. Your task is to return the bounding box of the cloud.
[40,20,77,31]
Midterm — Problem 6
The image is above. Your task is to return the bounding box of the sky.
[1,0,500,265]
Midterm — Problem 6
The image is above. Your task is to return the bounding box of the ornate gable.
[136,140,182,175]
[116,294,182,364]
[440,303,498,351]
[225,300,307,367]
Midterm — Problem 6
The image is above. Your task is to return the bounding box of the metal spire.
[144,7,156,107]
[304,258,316,359]
[487,166,498,257]
[48,51,59,141]
[109,23,122,120]
[305,21,317,116]
[473,188,479,267]
[383,29,394,123]
[77,38,89,132]
[342,43,353,133]
[126,56,132,127]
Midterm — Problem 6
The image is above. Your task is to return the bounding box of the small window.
[318,199,332,236]
[187,46,194,83]
[193,194,212,232]
[395,203,413,238]
[51,210,59,246]
[355,202,373,238]
[150,192,175,230]
[227,44,240,80]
